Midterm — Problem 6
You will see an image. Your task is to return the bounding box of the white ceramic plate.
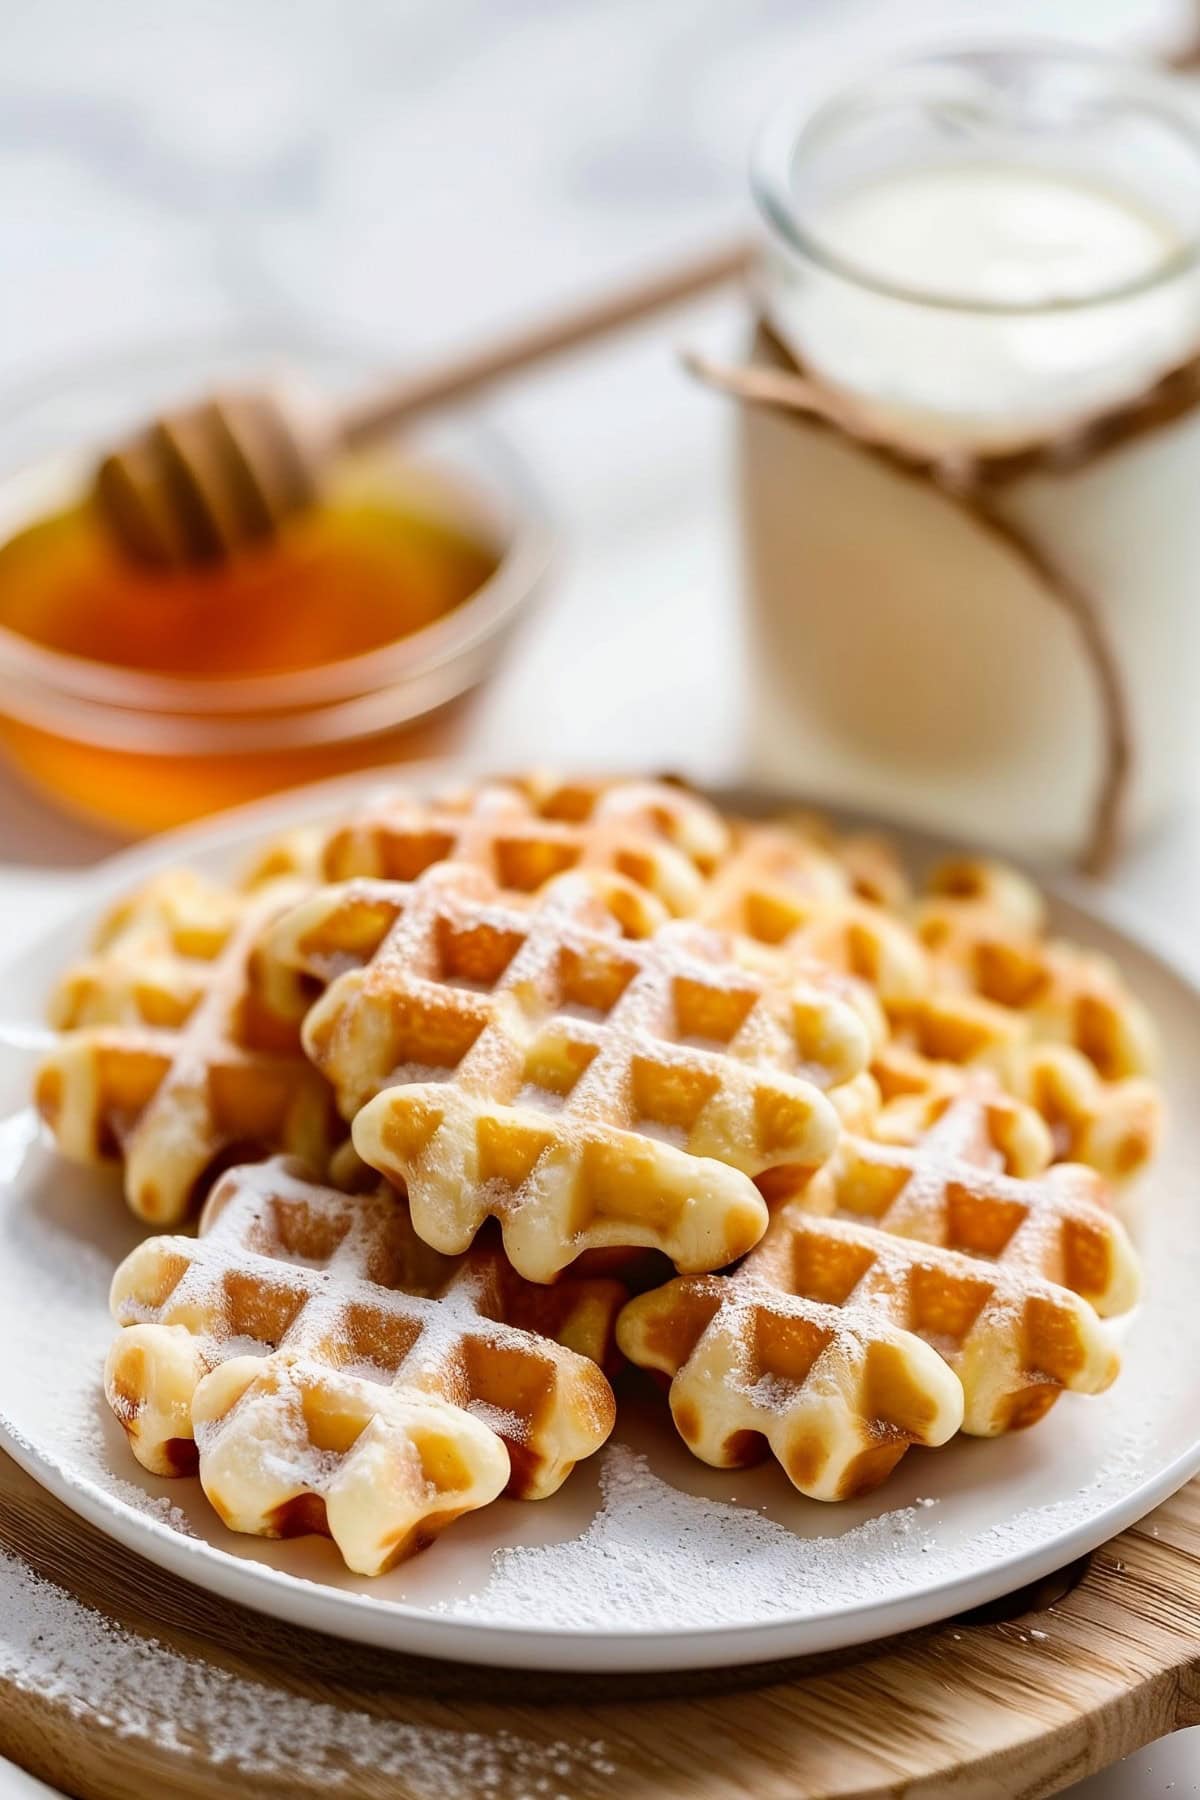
[1,771,1197,1672]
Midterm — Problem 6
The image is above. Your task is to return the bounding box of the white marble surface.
[3,2,1200,1794]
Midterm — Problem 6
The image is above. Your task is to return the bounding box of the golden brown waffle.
[477,770,730,865]
[317,775,728,921]
[778,809,915,910]
[890,856,1162,1178]
[697,823,930,1007]
[618,1246,964,1500]
[700,820,1162,1180]
[37,777,728,1223]
[257,863,672,1039]
[36,869,340,1225]
[253,777,738,1024]
[798,1085,1140,1423]
[865,1074,1053,1179]
[915,857,1158,1074]
[286,861,873,1282]
[619,1085,1139,1498]
[105,1157,621,1574]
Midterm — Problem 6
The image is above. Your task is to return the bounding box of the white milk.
[770,165,1198,454]
[741,54,1200,858]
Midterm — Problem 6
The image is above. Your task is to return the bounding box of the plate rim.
[2,760,1197,1671]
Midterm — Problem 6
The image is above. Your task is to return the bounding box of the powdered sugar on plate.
[442,1427,1166,1633]
[444,1444,939,1629]
[0,1111,195,1535]
[92,1466,197,1534]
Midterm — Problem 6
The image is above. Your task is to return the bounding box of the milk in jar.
[740,48,1200,860]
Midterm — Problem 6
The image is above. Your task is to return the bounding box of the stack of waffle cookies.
[36,775,1157,1574]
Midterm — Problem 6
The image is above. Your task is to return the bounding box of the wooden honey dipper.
[94,239,751,569]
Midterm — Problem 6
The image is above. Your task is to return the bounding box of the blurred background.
[4,0,1192,354]
[0,0,1194,864]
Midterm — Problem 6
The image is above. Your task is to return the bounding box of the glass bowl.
[0,333,554,834]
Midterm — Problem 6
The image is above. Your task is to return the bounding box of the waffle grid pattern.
[36,871,340,1225]
[698,824,1163,1179]
[619,1089,1140,1498]
[105,1157,621,1573]
[318,777,729,925]
[293,863,871,1280]
[35,776,1163,1568]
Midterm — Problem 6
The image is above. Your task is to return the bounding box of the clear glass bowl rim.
[0,330,555,725]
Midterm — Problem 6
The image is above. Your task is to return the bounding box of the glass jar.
[0,334,552,834]
[738,46,1200,862]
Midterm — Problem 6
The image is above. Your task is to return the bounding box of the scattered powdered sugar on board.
[444,1444,937,1630]
[0,1548,616,1797]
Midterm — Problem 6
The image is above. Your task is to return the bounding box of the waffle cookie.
[105,1158,622,1573]
[324,774,728,907]
[285,860,874,1281]
[776,810,916,911]
[697,822,930,1007]
[36,777,731,1223]
[888,857,1162,1178]
[265,774,728,954]
[253,777,743,1025]
[238,774,726,920]
[36,867,340,1225]
[619,1085,1140,1498]
[699,821,1162,1180]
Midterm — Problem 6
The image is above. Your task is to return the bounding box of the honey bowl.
[0,335,553,834]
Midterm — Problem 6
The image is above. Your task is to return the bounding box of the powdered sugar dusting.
[93,1467,197,1535]
[0,1097,1187,1654]
[966,1429,1153,1562]
[3,834,1200,1669]
[0,1548,617,1794]
[445,1445,939,1629]
[443,1425,1166,1633]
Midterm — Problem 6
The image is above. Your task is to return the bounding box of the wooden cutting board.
[2,1449,1198,1800]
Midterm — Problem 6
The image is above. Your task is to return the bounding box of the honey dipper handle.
[337,236,753,448]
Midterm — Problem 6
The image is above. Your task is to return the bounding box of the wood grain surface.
[2,1450,1199,1800]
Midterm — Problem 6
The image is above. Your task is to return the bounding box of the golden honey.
[0,465,502,833]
